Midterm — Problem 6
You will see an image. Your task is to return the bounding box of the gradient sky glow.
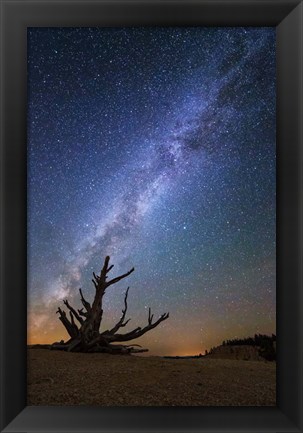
[27,27,276,356]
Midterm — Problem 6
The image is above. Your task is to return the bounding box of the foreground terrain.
[27,348,276,406]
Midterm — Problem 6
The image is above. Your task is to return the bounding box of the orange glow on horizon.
[27,327,205,356]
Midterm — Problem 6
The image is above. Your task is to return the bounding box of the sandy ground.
[27,348,276,406]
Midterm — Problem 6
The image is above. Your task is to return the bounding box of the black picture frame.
[0,0,302,432]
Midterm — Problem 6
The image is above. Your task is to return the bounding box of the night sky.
[27,27,276,356]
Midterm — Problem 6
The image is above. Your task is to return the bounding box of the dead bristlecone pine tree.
[52,256,169,354]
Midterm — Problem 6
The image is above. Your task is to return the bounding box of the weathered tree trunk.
[53,256,169,354]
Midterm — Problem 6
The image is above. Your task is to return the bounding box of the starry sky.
[27,27,276,356]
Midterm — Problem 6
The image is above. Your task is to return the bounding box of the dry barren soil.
[27,348,276,406]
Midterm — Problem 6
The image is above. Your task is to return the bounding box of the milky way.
[27,27,276,355]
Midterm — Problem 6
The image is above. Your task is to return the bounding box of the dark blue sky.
[28,27,276,355]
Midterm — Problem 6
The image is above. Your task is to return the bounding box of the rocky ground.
[27,348,276,406]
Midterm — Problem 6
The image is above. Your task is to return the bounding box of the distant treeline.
[163,355,203,360]
[206,334,276,361]
[222,334,276,348]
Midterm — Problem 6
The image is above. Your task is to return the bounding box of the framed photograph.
[1,0,302,432]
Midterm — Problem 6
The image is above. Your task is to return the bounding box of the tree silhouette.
[52,256,169,354]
